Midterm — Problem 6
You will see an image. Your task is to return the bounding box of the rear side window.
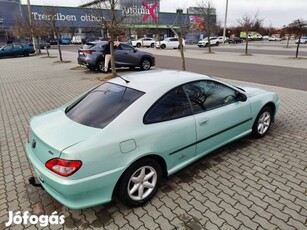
[144,86,192,124]
[66,83,144,128]
[82,43,95,49]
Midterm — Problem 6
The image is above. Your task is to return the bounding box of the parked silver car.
[198,37,220,47]
[295,37,307,44]
[78,41,155,72]
[131,38,155,48]
[155,37,184,49]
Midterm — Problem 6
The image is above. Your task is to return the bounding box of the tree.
[287,19,307,58]
[237,12,262,55]
[38,7,72,62]
[197,0,217,53]
[88,0,128,78]
[169,8,190,71]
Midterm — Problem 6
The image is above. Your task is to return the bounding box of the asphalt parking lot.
[0,51,307,229]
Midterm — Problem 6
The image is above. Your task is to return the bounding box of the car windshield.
[66,82,144,129]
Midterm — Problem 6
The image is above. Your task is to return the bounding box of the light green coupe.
[26,70,279,209]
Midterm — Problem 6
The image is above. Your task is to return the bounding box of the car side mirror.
[236,92,247,102]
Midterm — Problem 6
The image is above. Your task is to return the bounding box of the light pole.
[222,0,229,43]
[27,0,37,52]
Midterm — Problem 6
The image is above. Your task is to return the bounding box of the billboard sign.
[121,0,159,24]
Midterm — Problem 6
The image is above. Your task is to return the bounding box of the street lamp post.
[27,0,37,52]
[222,0,229,43]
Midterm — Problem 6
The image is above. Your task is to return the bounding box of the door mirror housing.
[236,92,247,102]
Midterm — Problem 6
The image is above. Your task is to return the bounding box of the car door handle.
[199,120,208,126]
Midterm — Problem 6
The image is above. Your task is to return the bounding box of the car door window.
[144,86,193,124]
[3,44,13,50]
[119,43,134,52]
[183,81,238,114]
[14,45,22,49]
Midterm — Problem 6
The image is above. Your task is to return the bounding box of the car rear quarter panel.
[26,142,124,209]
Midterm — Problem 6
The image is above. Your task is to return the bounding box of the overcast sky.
[21,0,307,28]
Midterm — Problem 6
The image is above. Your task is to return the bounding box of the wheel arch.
[112,154,167,200]
[263,102,277,121]
[139,56,153,70]
[140,56,152,64]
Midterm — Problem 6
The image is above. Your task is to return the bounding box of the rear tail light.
[45,158,82,177]
[83,50,93,54]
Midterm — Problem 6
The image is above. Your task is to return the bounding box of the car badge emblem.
[31,140,36,149]
[48,151,55,155]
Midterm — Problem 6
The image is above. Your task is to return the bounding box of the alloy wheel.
[127,166,157,201]
[257,111,271,135]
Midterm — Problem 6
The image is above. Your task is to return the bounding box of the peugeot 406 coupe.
[26,70,279,209]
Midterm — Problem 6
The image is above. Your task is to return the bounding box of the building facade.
[0,0,216,42]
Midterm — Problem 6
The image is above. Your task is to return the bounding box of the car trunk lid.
[29,109,99,163]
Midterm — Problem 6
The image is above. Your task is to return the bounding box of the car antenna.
[117,75,130,84]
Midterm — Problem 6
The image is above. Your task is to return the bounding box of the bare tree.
[197,0,216,53]
[237,12,262,55]
[169,9,190,71]
[36,7,71,62]
[12,11,51,55]
[287,19,307,58]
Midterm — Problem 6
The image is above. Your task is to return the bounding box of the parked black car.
[227,37,243,44]
[78,41,155,72]
[29,41,51,49]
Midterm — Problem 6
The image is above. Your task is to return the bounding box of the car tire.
[160,44,166,49]
[140,58,151,71]
[216,42,219,46]
[117,158,161,207]
[136,43,141,48]
[97,59,107,72]
[23,52,29,57]
[150,43,154,48]
[252,106,273,138]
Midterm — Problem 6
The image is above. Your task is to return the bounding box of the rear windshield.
[81,42,106,49]
[66,83,144,129]
[81,43,95,49]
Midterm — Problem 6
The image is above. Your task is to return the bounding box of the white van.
[71,35,83,44]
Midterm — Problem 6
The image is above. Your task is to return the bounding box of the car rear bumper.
[77,56,87,66]
[25,143,125,209]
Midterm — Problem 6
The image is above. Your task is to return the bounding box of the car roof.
[109,70,212,94]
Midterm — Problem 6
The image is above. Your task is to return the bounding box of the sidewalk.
[138,44,307,69]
